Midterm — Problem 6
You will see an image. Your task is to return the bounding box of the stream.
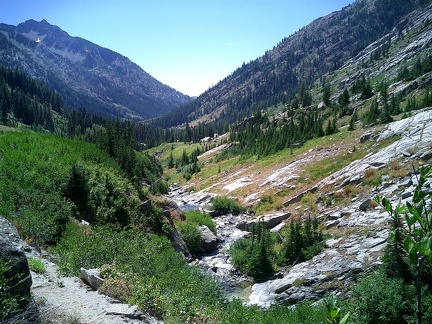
[166,186,254,300]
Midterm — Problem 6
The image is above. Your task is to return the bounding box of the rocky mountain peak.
[0,19,193,120]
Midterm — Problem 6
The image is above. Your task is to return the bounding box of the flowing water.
[166,187,253,300]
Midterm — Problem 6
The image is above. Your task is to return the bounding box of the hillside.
[154,0,432,132]
[0,19,192,120]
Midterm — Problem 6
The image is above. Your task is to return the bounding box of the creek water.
[167,187,253,300]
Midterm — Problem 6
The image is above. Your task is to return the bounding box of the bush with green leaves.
[351,270,416,323]
[375,165,432,323]
[177,222,204,254]
[183,210,216,234]
[323,294,350,324]
[177,210,216,254]
[27,258,46,274]
[210,196,246,216]
[0,131,164,243]
[0,260,21,321]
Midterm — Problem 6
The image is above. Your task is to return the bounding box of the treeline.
[0,65,165,191]
[229,217,324,281]
[0,66,62,131]
[222,106,332,159]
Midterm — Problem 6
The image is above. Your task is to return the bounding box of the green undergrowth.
[0,131,162,244]
[0,130,334,322]
[177,210,216,254]
[54,222,332,323]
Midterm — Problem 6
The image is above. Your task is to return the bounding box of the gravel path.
[26,249,160,324]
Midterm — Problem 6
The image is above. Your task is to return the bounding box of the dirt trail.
[26,248,159,324]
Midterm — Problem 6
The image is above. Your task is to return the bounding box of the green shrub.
[27,258,46,274]
[351,271,415,323]
[176,210,217,254]
[210,196,246,215]
[220,299,330,323]
[229,238,253,274]
[184,210,216,234]
[177,222,204,254]
[255,195,275,214]
[0,260,21,321]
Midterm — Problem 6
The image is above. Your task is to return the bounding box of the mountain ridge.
[153,0,432,130]
[0,19,193,120]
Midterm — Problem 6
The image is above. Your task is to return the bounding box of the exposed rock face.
[0,216,32,305]
[247,109,432,308]
[236,211,290,231]
[144,198,191,259]
[313,109,432,193]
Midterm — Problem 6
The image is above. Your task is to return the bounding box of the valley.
[1,0,432,323]
[164,109,432,308]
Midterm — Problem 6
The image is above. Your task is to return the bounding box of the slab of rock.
[0,216,32,305]
[359,199,371,211]
[105,304,144,319]
[80,267,104,290]
[236,212,290,231]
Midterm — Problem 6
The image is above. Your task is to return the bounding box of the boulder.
[236,212,290,231]
[359,199,371,211]
[162,210,192,259]
[0,216,32,305]
[277,286,323,305]
[80,268,104,290]
[360,132,374,143]
[198,225,218,252]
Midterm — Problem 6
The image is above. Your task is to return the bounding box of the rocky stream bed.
[168,109,432,308]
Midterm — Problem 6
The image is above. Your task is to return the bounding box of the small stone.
[359,199,371,211]
[401,191,413,199]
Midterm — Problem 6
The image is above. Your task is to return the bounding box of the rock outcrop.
[80,268,104,290]
[0,216,37,322]
[198,225,218,252]
[247,109,432,307]
[0,217,32,303]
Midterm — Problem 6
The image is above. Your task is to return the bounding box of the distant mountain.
[154,0,432,130]
[0,19,192,120]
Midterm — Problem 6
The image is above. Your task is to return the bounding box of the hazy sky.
[1,1,354,97]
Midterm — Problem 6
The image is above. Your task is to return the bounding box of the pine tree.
[168,151,174,169]
[63,164,90,220]
[247,222,274,280]
[322,81,332,106]
[348,110,358,131]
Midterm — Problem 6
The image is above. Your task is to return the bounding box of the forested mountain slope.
[154,0,432,131]
[0,19,192,120]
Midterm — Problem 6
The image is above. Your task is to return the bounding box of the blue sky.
[0,0,354,97]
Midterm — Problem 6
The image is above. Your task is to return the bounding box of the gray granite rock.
[0,216,32,304]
